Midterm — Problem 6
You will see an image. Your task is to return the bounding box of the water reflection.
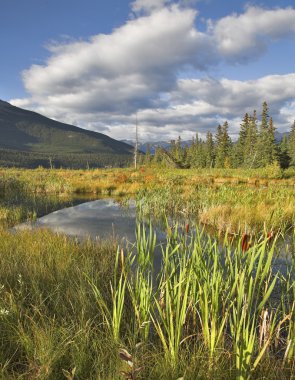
[16,199,136,243]
[14,199,293,269]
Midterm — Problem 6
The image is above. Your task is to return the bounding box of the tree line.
[0,149,132,169]
[142,102,295,169]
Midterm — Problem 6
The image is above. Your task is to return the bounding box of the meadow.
[1,165,295,233]
[0,166,295,379]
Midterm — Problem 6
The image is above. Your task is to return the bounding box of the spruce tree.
[268,117,278,163]
[279,135,291,169]
[205,132,215,168]
[244,111,258,168]
[187,133,207,168]
[215,122,232,168]
[288,120,295,166]
[215,124,223,168]
[256,101,269,166]
[175,136,185,165]
[236,113,250,166]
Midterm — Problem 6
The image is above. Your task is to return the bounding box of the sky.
[1,0,295,142]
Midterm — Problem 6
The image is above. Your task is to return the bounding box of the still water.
[14,198,292,268]
[16,199,137,243]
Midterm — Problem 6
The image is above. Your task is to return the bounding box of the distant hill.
[0,100,133,168]
[275,131,289,142]
[121,139,191,154]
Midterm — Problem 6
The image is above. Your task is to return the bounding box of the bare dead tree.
[134,113,138,169]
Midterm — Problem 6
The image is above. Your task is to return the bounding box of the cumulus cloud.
[10,2,295,141]
[211,6,295,62]
[14,5,213,116]
[131,0,172,14]
[173,74,295,114]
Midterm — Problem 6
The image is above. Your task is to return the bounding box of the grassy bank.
[1,166,295,233]
[0,226,294,379]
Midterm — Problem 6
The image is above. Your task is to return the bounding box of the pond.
[15,198,137,243]
[14,198,293,268]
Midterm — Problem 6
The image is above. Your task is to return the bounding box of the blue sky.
[1,0,295,141]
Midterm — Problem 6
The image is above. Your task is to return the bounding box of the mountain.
[0,100,133,168]
[121,139,191,154]
[275,131,289,142]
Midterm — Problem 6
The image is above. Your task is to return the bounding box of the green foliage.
[288,120,295,166]
[1,224,294,379]
[215,121,232,168]
[143,102,292,171]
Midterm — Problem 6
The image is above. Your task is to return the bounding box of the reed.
[0,221,294,378]
[2,167,295,234]
[87,247,127,342]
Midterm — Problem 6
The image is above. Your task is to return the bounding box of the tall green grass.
[89,222,295,379]
[0,224,294,379]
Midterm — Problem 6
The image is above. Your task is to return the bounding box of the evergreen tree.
[170,139,177,159]
[215,124,223,168]
[186,134,197,167]
[288,120,295,166]
[215,122,232,168]
[279,135,291,169]
[256,101,270,167]
[243,111,258,168]
[235,113,250,166]
[171,136,185,165]
[267,117,279,163]
[188,133,207,168]
[255,102,278,167]
[204,132,215,168]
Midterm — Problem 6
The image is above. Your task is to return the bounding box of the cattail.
[267,231,274,242]
[241,233,250,252]
[185,223,189,234]
[120,248,125,267]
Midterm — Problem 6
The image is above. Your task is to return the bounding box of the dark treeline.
[0,149,132,169]
[143,102,295,169]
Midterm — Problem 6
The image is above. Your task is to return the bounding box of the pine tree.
[187,133,207,168]
[267,117,278,163]
[170,139,177,159]
[243,111,258,168]
[204,132,215,168]
[187,134,197,167]
[279,135,291,169]
[288,120,295,166]
[215,122,232,168]
[236,113,250,166]
[256,101,270,167]
[215,124,223,168]
[174,136,185,165]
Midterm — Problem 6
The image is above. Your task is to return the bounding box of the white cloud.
[12,73,295,142]
[212,6,295,62]
[174,74,295,113]
[131,0,172,14]
[10,2,295,141]
[15,5,213,115]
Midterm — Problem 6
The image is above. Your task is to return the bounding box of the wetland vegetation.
[0,165,295,379]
